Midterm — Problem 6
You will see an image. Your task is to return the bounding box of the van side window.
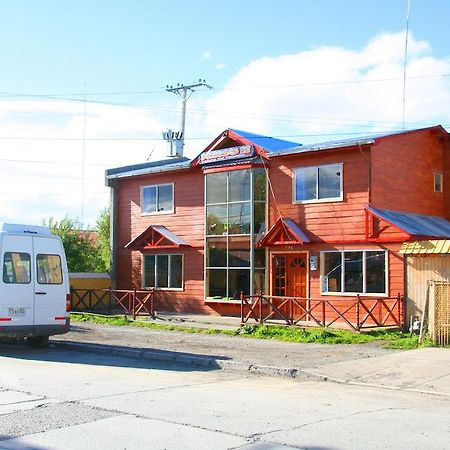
[36,254,63,285]
[3,252,31,284]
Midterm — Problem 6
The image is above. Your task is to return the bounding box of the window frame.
[434,172,443,193]
[293,163,343,204]
[36,253,63,285]
[140,183,174,216]
[204,168,267,300]
[320,250,388,296]
[2,252,31,284]
[142,253,184,291]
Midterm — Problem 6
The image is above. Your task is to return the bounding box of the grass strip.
[70,313,434,349]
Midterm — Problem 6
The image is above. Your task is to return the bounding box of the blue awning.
[368,207,450,239]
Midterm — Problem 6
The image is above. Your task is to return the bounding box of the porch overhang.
[257,218,310,247]
[400,239,450,255]
[365,207,450,242]
[125,225,191,251]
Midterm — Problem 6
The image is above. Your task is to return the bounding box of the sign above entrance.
[199,145,254,165]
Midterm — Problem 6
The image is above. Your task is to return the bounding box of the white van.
[0,223,70,347]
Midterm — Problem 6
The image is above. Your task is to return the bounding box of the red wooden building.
[106,125,450,328]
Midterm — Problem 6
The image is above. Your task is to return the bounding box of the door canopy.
[125,225,190,251]
[258,218,310,247]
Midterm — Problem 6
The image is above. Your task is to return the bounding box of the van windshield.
[37,254,63,284]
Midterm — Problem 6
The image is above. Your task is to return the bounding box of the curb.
[299,369,450,398]
[51,340,314,380]
[51,341,450,397]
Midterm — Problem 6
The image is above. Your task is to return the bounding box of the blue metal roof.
[229,129,301,152]
[105,157,191,181]
[268,126,446,157]
[369,207,450,238]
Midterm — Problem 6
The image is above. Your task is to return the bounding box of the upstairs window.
[294,163,342,203]
[141,183,174,215]
[434,172,443,193]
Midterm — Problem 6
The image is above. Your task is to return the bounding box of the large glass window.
[295,163,342,202]
[144,254,183,289]
[205,168,266,299]
[322,250,386,294]
[141,183,174,214]
[3,252,31,284]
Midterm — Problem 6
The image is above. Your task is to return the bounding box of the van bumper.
[0,318,70,339]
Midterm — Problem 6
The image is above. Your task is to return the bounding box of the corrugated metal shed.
[400,240,450,254]
[368,207,450,238]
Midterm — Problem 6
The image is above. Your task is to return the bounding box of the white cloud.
[202,31,450,139]
[201,50,211,60]
[1,31,449,227]
[0,99,172,227]
[216,62,226,70]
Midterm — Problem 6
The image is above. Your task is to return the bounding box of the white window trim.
[320,250,388,297]
[140,183,174,216]
[142,254,184,291]
[293,163,343,204]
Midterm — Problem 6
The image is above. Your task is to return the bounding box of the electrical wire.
[0,72,448,99]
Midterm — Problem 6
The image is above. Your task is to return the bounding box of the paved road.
[0,343,449,449]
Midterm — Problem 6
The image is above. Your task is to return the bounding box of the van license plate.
[8,308,25,316]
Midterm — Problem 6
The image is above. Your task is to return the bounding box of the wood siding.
[111,127,449,319]
[371,129,447,216]
[276,242,405,299]
[115,166,209,313]
[268,147,370,242]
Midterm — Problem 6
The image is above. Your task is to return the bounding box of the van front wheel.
[27,335,49,348]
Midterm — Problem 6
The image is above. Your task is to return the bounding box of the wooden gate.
[430,282,450,345]
[406,255,450,321]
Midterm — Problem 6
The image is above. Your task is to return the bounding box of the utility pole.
[164,79,212,156]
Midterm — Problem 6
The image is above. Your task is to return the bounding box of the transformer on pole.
[164,79,212,157]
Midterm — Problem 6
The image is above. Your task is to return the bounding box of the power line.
[0,72,449,101]
[0,157,106,166]
[0,121,448,143]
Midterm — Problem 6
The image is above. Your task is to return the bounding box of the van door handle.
[35,292,47,295]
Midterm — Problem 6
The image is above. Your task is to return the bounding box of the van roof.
[0,223,53,237]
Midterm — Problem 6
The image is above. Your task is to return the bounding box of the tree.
[95,208,110,272]
[44,216,100,272]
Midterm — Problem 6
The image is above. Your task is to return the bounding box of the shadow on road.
[0,340,230,373]
[0,436,49,449]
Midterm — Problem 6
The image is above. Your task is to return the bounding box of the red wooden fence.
[71,288,155,319]
[240,293,403,331]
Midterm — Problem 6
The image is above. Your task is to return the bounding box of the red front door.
[272,253,308,321]
[272,253,307,297]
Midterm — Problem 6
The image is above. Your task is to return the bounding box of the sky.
[0,0,449,227]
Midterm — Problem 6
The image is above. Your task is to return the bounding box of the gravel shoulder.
[52,321,400,371]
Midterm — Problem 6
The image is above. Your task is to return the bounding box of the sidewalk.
[52,314,450,397]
